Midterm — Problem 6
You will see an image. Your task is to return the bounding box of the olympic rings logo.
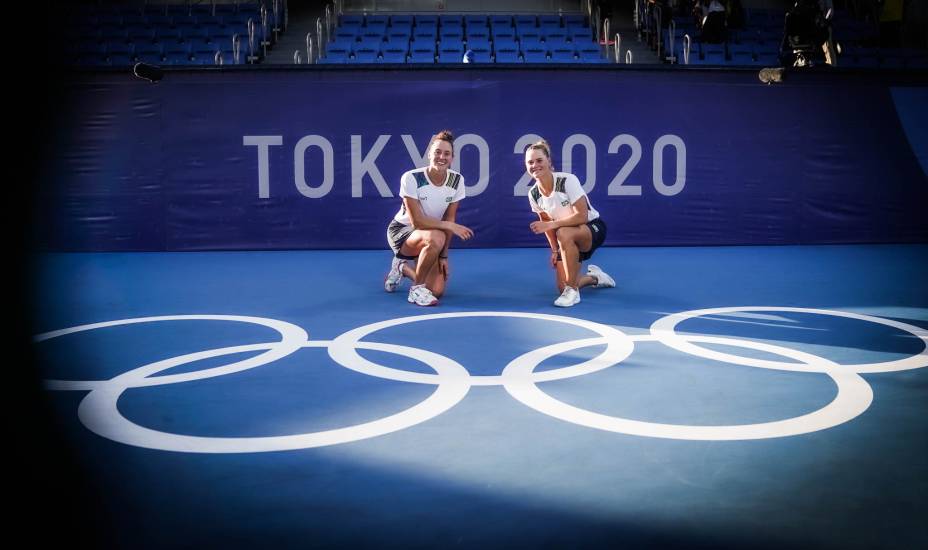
[37,307,928,453]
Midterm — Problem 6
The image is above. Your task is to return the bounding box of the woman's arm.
[404,197,474,240]
[529,197,590,234]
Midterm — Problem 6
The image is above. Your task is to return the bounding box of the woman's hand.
[530,220,556,234]
[446,222,474,241]
[549,250,559,268]
[439,257,450,280]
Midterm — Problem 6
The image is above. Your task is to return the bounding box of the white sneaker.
[554,286,580,307]
[384,257,406,292]
[408,284,438,306]
[587,265,615,288]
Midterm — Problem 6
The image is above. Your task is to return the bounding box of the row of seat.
[321,43,607,64]
[332,34,597,56]
[322,12,604,65]
[66,1,262,19]
[71,23,251,42]
[337,13,588,29]
[68,3,273,67]
[73,50,244,67]
[74,35,242,56]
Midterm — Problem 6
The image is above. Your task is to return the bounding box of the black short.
[387,220,419,260]
[556,218,607,263]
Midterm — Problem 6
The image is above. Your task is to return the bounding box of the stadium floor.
[29,244,928,549]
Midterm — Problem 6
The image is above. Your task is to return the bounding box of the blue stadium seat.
[320,49,349,63]
[545,34,570,50]
[164,51,193,65]
[464,15,488,29]
[154,26,180,41]
[440,37,464,52]
[415,15,439,27]
[413,27,438,41]
[564,14,586,27]
[519,36,544,51]
[188,38,215,55]
[408,47,435,63]
[325,44,351,61]
[494,37,519,53]
[440,14,463,27]
[334,27,359,42]
[365,20,388,34]
[127,25,155,41]
[380,47,407,63]
[730,51,759,66]
[358,33,385,49]
[108,53,135,66]
[340,14,364,27]
[495,46,521,63]
[518,28,542,41]
[465,36,491,51]
[100,24,128,41]
[577,47,607,63]
[391,14,413,26]
[492,27,516,41]
[515,15,536,27]
[753,51,780,66]
[76,39,106,56]
[350,47,380,63]
[437,46,465,63]
[523,47,548,62]
[366,14,388,26]
[568,27,594,43]
[410,37,437,51]
[135,40,162,58]
[389,22,412,35]
[469,49,492,63]
[440,28,464,42]
[466,29,490,43]
[490,15,513,29]
[195,14,223,27]
[385,35,410,49]
[550,47,576,63]
[105,40,134,56]
[162,39,191,56]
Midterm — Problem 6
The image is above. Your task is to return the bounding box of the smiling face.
[525,146,552,181]
[429,139,454,172]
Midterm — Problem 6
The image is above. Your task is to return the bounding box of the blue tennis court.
[30,244,928,548]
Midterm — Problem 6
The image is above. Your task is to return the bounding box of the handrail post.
[247,18,257,63]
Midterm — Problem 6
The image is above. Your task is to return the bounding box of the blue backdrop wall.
[35,67,928,251]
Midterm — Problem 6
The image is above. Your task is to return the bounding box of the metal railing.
[306,32,315,64]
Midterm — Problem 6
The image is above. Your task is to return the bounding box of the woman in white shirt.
[384,130,474,306]
[525,139,615,307]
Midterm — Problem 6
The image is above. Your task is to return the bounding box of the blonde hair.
[525,139,551,159]
[525,139,554,171]
[428,130,455,154]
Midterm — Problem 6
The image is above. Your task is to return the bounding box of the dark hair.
[525,139,552,159]
[428,130,455,153]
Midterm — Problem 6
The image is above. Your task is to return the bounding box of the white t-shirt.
[393,167,466,225]
[528,172,600,222]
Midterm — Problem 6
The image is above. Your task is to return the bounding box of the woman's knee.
[424,229,446,249]
[556,228,578,250]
